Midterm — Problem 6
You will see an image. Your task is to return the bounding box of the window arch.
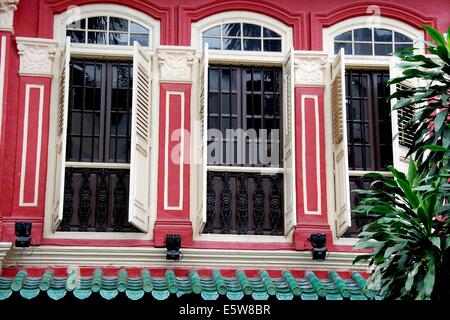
[192,11,293,55]
[322,16,424,56]
[53,4,160,49]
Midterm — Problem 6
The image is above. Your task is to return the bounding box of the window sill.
[194,233,292,243]
[44,231,150,240]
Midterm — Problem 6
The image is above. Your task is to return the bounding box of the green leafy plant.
[353,25,450,300]
[353,161,450,299]
[388,25,450,170]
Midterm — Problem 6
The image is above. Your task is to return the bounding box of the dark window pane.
[85,88,101,110]
[88,16,107,30]
[220,68,237,91]
[209,68,219,91]
[67,19,85,29]
[263,39,281,52]
[70,112,81,135]
[203,37,221,49]
[395,32,412,43]
[221,93,237,115]
[264,70,274,92]
[113,66,130,89]
[223,38,241,50]
[71,62,84,86]
[334,42,352,54]
[354,28,372,41]
[208,116,219,130]
[72,87,84,110]
[246,69,261,91]
[82,113,94,135]
[88,32,107,44]
[116,138,128,161]
[243,24,261,37]
[335,31,352,41]
[130,34,149,46]
[67,30,86,43]
[247,94,261,115]
[354,43,372,55]
[82,137,93,161]
[263,27,281,38]
[243,39,261,51]
[110,17,128,31]
[264,94,274,116]
[395,43,413,52]
[375,43,393,56]
[374,28,392,42]
[204,26,221,36]
[130,22,148,33]
[208,93,219,113]
[94,113,100,135]
[84,64,102,87]
[112,89,129,111]
[109,33,128,46]
[222,23,241,37]
[69,137,80,160]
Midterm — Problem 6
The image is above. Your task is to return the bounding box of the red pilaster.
[293,86,331,250]
[154,82,192,247]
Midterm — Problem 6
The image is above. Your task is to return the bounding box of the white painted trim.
[43,231,150,241]
[3,245,369,271]
[19,84,44,207]
[0,242,13,269]
[191,11,293,55]
[65,162,130,169]
[195,233,292,243]
[0,36,6,141]
[207,166,284,174]
[53,3,160,50]
[301,95,321,215]
[322,15,425,57]
[164,91,185,211]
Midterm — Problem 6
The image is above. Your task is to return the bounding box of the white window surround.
[192,11,293,64]
[53,3,160,56]
[191,12,295,243]
[323,17,424,246]
[323,16,425,66]
[43,4,161,240]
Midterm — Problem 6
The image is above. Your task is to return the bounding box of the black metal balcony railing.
[204,171,284,236]
[58,168,140,232]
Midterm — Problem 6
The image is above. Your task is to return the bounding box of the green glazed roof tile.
[0,268,377,301]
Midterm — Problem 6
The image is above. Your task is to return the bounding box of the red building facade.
[0,0,448,301]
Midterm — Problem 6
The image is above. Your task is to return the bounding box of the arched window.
[46,4,156,239]
[333,27,413,56]
[323,17,424,242]
[191,12,295,241]
[202,23,282,52]
[66,16,151,47]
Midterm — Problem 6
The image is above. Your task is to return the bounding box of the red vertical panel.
[304,96,318,212]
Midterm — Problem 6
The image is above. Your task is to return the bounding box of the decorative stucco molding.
[0,0,19,32]
[293,52,328,86]
[0,242,13,269]
[16,37,58,77]
[158,46,196,82]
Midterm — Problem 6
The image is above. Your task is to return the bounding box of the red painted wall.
[0,0,448,250]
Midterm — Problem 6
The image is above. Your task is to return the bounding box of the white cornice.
[157,46,196,83]
[0,0,19,33]
[16,37,58,77]
[3,246,369,272]
[0,242,13,269]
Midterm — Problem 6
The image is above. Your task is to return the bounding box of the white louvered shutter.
[128,41,152,232]
[52,36,70,231]
[390,56,415,173]
[195,43,209,233]
[282,49,296,234]
[331,48,351,237]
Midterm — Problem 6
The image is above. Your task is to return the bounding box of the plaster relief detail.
[158,47,195,82]
[16,37,58,77]
[0,0,19,32]
[293,54,328,86]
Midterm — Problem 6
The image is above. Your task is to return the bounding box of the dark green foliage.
[354,25,450,300]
